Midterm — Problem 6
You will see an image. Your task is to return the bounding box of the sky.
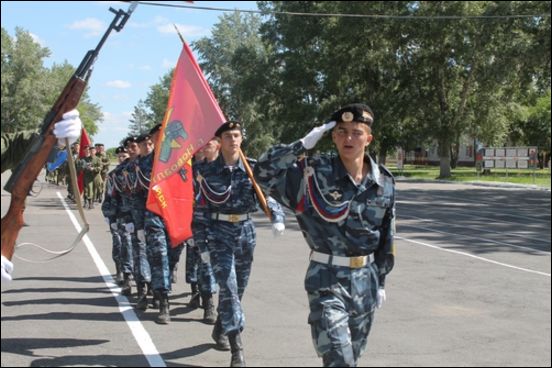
[1,1,259,149]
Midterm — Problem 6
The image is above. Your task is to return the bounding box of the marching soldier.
[190,138,221,325]
[197,121,286,367]
[254,103,396,367]
[101,146,133,286]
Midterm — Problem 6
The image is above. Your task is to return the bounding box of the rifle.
[1,3,137,260]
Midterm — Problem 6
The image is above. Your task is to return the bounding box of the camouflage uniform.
[95,150,110,201]
[190,158,218,298]
[254,140,395,367]
[139,151,171,294]
[197,154,285,335]
[107,158,136,293]
[124,155,152,305]
[101,168,134,282]
[1,131,39,174]
[77,154,102,208]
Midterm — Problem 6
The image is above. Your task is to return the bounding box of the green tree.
[193,11,277,157]
[1,27,103,136]
[129,99,153,135]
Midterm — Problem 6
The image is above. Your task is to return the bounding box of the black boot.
[202,293,217,325]
[189,282,200,309]
[121,273,132,296]
[156,292,170,324]
[115,265,124,286]
[211,317,230,351]
[228,331,245,367]
[136,283,148,311]
[171,263,178,284]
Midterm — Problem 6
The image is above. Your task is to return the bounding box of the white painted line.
[57,192,166,367]
[396,235,551,277]
[399,222,551,255]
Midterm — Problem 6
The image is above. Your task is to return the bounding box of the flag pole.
[172,24,272,220]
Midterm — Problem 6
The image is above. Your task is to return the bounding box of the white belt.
[211,213,250,223]
[310,251,374,269]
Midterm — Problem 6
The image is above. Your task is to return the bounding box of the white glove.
[110,222,118,231]
[300,121,336,150]
[272,222,285,237]
[376,287,386,308]
[124,222,135,234]
[53,109,82,147]
[1,255,14,283]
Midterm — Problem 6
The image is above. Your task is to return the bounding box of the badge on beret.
[342,111,354,122]
[362,111,373,122]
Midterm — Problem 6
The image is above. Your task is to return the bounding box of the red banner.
[146,40,226,246]
[77,127,91,194]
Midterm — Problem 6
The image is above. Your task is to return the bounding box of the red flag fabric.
[146,40,226,246]
[77,127,91,194]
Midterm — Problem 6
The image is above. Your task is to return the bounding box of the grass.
[389,164,551,188]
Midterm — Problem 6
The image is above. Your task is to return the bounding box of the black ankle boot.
[189,282,200,309]
[202,293,217,324]
[136,283,148,311]
[211,318,230,351]
[156,292,170,324]
[228,331,245,367]
[121,273,132,296]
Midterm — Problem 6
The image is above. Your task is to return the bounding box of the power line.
[127,1,550,20]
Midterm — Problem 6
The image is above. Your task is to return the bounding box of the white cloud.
[161,58,176,69]
[105,80,132,89]
[29,32,45,46]
[157,23,209,38]
[96,111,134,148]
[67,18,105,37]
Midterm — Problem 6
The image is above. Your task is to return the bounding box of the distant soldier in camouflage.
[190,138,220,324]
[254,103,395,367]
[94,143,110,202]
[77,145,102,209]
[101,146,133,286]
[197,121,286,367]
[141,124,174,324]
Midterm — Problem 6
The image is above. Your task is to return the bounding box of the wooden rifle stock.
[1,2,137,261]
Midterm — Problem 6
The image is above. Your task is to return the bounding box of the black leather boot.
[121,273,132,296]
[211,317,230,351]
[228,331,245,367]
[156,292,170,324]
[115,265,124,286]
[171,263,178,284]
[202,293,217,325]
[136,283,148,311]
[189,282,200,309]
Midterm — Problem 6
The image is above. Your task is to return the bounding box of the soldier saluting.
[254,103,395,367]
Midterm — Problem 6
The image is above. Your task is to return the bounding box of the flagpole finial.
[173,24,186,45]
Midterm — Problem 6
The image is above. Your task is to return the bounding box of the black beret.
[123,136,139,147]
[136,133,151,143]
[115,146,128,154]
[215,121,243,137]
[330,103,374,126]
[149,123,162,135]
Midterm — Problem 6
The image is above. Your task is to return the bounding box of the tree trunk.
[438,137,452,178]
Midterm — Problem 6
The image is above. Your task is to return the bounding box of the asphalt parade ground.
[1,171,550,367]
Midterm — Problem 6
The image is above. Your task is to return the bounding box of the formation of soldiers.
[98,121,286,367]
[13,102,394,367]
